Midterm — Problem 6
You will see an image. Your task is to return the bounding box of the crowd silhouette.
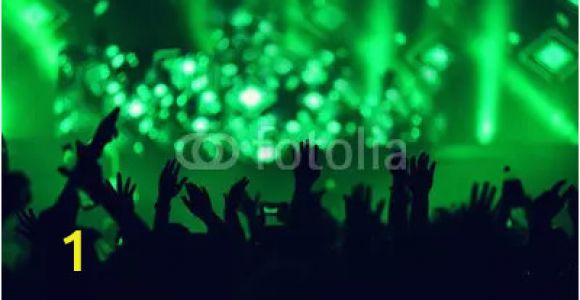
[2,108,578,300]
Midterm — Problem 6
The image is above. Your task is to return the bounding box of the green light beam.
[356,0,397,106]
[503,65,578,144]
[474,0,509,144]
[4,0,65,80]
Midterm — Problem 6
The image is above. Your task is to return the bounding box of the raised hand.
[87,107,120,158]
[495,177,527,227]
[158,159,187,201]
[182,183,215,220]
[240,191,260,219]
[103,172,137,218]
[224,177,250,211]
[293,140,322,193]
[57,108,120,197]
[154,159,187,230]
[344,184,385,233]
[468,182,497,215]
[408,153,436,197]
[408,153,436,230]
[102,172,148,241]
[182,182,225,235]
[388,152,411,238]
[224,177,250,239]
[465,182,499,227]
[526,180,567,231]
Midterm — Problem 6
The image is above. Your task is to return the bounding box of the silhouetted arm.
[408,153,436,232]
[182,182,226,235]
[224,177,250,241]
[154,159,186,230]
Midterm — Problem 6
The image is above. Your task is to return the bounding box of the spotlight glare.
[240,86,263,108]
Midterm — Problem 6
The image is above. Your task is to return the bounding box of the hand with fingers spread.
[158,159,187,202]
[155,159,187,229]
[293,140,322,193]
[344,184,385,234]
[102,173,149,240]
[465,182,498,227]
[468,182,497,215]
[408,153,436,230]
[527,180,568,231]
[103,173,137,218]
[182,183,217,222]
[16,208,38,241]
[408,153,436,197]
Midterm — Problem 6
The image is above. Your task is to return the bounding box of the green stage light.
[174,140,185,153]
[556,13,570,29]
[411,115,423,126]
[58,116,75,135]
[182,59,196,74]
[302,60,328,85]
[5,0,64,80]
[160,95,173,108]
[191,75,209,92]
[286,120,301,134]
[200,91,222,114]
[303,92,324,110]
[105,45,120,58]
[126,53,139,67]
[111,54,124,69]
[257,145,276,162]
[154,84,169,97]
[240,86,264,108]
[139,118,153,134]
[113,93,126,105]
[534,40,573,73]
[94,0,109,16]
[52,11,435,162]
[106,81,122,94]
[394,32,407,46]
[128,101,145,118]
[410,127,421,140]
[507,32,521,45]
[231,9,253,27]
[159,109,170,120]
[21,3,51,28]
[427,0,441,8]
[222,64,238,76]
[191,117,210,132]
[327,121,342,135]
[422,44,451,70]
[133,142,144,154]
[420,66,439,85]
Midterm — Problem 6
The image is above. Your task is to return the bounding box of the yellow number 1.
[63,230,82,271]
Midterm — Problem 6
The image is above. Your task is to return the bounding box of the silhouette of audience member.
[2,108,578,300]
